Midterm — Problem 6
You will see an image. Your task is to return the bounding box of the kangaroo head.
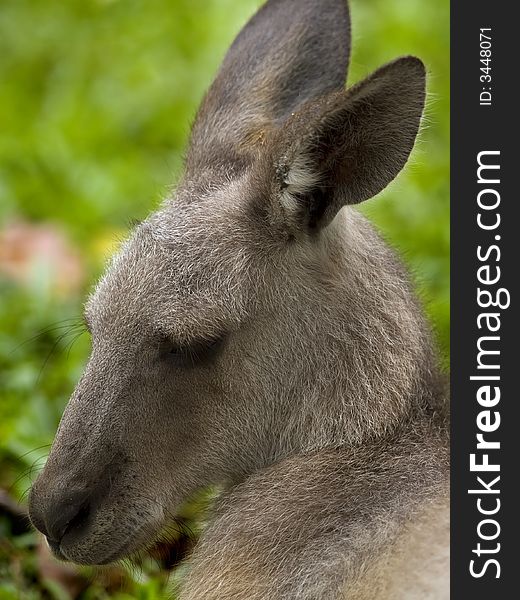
[29,0,428,565]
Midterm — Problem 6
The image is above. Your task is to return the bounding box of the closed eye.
[161,334,227,368]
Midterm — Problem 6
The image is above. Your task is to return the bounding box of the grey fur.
[29,0,449,598]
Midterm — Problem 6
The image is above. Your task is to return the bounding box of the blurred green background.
[0,0,449,598]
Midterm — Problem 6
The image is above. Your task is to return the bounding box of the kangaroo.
[28,0,450,598]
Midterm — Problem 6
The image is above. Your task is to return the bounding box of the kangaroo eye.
[161,335,226,367]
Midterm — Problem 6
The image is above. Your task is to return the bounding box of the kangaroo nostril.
[45,493,92,543]
[66,502,91,535]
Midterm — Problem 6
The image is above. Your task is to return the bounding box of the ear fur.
[186,0,351,173]
[269,56,427,232]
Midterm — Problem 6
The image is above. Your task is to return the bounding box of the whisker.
[65,330,87,358]
[8,455,48,497]
[9,318,85,356]
[36,325,87,383]
[14,444,51,462]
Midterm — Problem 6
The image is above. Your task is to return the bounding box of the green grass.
[0,0,449,597]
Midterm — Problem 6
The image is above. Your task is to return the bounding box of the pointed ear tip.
[396,55,426,78]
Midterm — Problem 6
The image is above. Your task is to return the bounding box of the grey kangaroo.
[29,0,450,598]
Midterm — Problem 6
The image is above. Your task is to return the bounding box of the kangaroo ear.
[187,0,351,173]
[266,57,426,233]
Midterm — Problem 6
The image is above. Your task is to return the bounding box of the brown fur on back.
[180,414,449,599]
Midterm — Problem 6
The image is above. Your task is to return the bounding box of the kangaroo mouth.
[49,522,157,566]
[43,503,166,566]
[46,538,66,561]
